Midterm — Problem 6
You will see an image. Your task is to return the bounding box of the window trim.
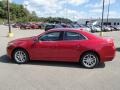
[63,31,88,41]
[38,31,63,42]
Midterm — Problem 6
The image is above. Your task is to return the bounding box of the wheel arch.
[80,50,100,62]
[11,47,30,59]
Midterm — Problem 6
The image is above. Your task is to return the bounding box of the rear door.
[55,31,87,62]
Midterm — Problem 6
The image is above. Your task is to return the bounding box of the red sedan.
[7,28,116,68]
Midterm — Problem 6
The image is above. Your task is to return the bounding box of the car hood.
[9,36,35,44]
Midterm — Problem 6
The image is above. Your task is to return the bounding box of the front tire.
[80,52,99,69]
[12,49,29,64]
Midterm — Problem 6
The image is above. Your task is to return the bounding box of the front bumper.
[7,45,15,59]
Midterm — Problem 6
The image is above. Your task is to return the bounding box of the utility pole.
[7,0,14,37]
[100,0,105,36]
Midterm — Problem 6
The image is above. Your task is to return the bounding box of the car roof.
[48,28,80,31]
[45,28,99,40]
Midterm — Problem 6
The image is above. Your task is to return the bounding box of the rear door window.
[63,31,86,40]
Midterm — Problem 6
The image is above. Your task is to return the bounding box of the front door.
[31,31,63,61]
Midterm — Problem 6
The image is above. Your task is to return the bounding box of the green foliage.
[0,1,72,23]
[39,17,72,24]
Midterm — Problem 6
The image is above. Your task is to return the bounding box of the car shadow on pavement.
[116,48,120,52]
[0,55,105,69]
[0,55,14,64]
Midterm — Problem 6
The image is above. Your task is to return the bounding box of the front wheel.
[12,49,29,64]
[81,52,99,69]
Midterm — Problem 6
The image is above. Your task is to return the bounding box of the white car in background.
[91,25,101,32]
[80,25,91,32]
[115,25,120,30]
[71,24,91,32]
[103,26,111,31]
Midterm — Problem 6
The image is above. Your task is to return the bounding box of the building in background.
[77,18,120,26]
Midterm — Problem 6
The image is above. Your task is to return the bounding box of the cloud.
[89,9,120,19]
[59,9,87,20]
[23,0,62,14]
[107,11,120,18]
[67,0,89,6]
[86,0,116,8]
[23,0,89,20]
[22,0,119,20]
[90,9,102,13]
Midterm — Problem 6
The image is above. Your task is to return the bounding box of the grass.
[0,19,7,24]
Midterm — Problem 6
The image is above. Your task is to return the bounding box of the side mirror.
[33,37,39,43]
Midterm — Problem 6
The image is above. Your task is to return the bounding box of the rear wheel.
[12,49,29,64]
[81,52,99,69]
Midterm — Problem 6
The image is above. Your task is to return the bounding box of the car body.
[80,25,91,32]
[12,23,21,28]
[7,28,116,68]
[109,26,115,31]
[103,26,112,31]
[115,25,120,30]
[71,24,91,32]
[61,23,73,28]
[91,25,101,32]
[30,24,39,29]
[45,24,63,31]
[20,23,31,29]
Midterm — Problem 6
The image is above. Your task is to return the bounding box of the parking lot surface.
[0,25,120,90]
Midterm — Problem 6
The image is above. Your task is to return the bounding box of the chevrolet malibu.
[7,28,116,68]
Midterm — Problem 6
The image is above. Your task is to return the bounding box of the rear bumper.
[100,55,115,62]
[99,46,116,62]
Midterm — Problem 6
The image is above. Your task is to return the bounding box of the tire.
[12,49,29,64]
[80,52,99,69]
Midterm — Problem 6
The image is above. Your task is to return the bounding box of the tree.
[0,0,73,23]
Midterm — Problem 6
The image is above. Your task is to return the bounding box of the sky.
[11,0,120,20]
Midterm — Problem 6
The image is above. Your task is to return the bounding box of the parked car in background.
[72,24,91,32]
[91,25,101,32]
[38,24,42,29]
[60,23,73,28]
[20,23,31,29]
[45,24,63,31]
[81,25,91,32]
[12,23,21,28]
[109,26,116,31]
[7,28,115,69]
[115,25,120,30]
[103,26,111,31]
[30,23,39,29]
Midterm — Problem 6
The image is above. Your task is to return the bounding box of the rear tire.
[80,52,99,69]
[12,49,29,64]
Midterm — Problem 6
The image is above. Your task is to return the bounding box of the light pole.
[7,0,14,37]
[100,0,105,36]
[107,0,110,26]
